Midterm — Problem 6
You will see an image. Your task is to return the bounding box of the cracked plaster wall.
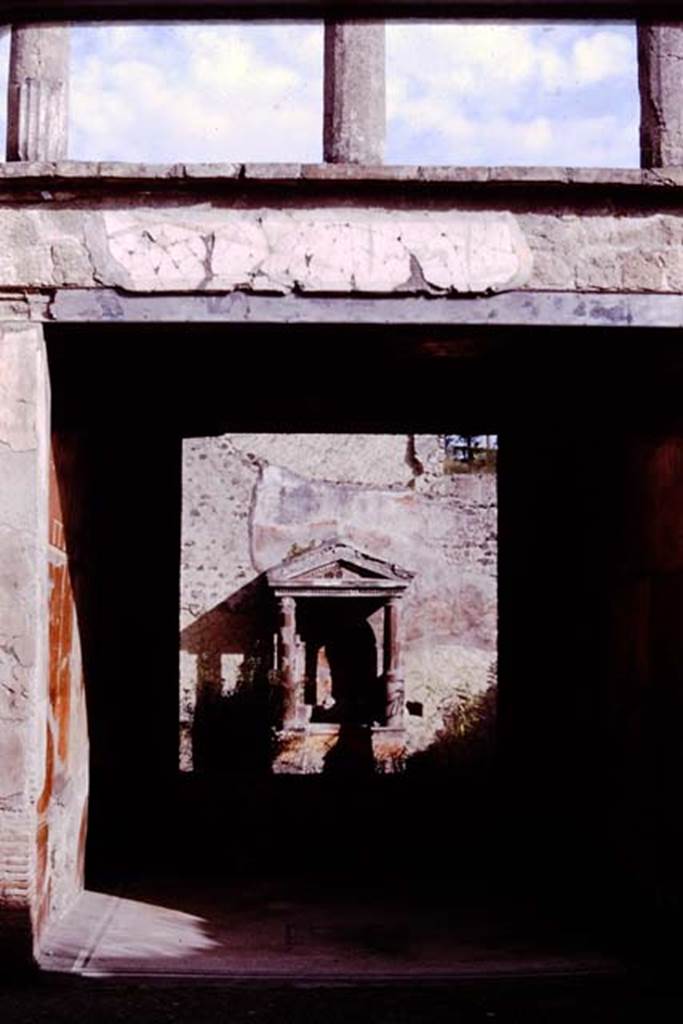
[0,207,532,296]
[0,201,683,302]
[0,324,87,963]
[0,323,49,960]
[180,433,496,774]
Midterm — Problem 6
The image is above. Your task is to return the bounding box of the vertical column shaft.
[6,23,70,162]
[277,596,298,727]
[383,596,404,727]
[638,22,683,167]
[324,21,385,164]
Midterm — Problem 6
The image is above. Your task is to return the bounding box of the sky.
[0,21,639,166]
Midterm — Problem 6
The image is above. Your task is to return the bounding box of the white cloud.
[387,22,639,166]
[69,23,324,163]
[571,30,634,85]
[387,23,636,105]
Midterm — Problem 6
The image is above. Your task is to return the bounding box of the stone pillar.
[6,23,70,162]
[383,596,404,727]
[0,324,50,968]
[277,596,298,727]
[638,22,683,167]
[324,21,385,164]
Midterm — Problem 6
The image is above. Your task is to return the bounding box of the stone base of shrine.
[273,725,406,775]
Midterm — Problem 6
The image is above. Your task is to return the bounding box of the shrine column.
[277,596,298,728]
[323,21,385,164]
[638,22,683,166]
[383,596,404,727]
[6,23,70,161]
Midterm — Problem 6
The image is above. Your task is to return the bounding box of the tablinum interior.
[46,323,683,963]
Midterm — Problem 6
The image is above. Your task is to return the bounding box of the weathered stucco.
[6,25,69,162]
[0,206,532,296]
[180,434,496,774]
[0,323,49,962]
[638,22,683,168]
[0,323,87,962]
[40,449,88,933]
[324,22,385,165]
[0,192,683,302]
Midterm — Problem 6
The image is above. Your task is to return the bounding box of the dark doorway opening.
[44,322,683,978]
[47,325,500,883]
[306,610,380,725]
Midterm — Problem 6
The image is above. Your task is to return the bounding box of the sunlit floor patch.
[39,881,625,981]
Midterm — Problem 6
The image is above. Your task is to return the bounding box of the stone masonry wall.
[180,434,496,774]
[2,201,683,297]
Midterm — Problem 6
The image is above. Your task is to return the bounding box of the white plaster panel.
[103,209,533,295]
[3,204,683,298]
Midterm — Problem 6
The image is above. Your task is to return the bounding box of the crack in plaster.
[247,461,266,575]
[101,210,532,296]
[0,641,29,669]
[200,231,216,289]
[405,436,425,481]
[0,429,37,453]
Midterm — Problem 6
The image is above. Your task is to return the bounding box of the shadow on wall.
[180,574,281,774]
[180,581,387,776]
[181,575,497,781]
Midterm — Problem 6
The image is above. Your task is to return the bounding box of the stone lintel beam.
[324,21,385,164]
[638,21,683,167]
[6,23,70,162]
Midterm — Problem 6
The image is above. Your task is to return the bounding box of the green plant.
[406,680,497,779]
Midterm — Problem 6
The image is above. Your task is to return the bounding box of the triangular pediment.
[266,540,413,589]
[291,559,385,583]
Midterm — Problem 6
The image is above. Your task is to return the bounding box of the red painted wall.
[33,447,89,942]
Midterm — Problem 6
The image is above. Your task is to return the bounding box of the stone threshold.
[282,724,405,736]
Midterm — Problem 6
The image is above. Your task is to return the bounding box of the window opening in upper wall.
[69,22,324,163]
[386,22,638,167]
[0,20,639,167]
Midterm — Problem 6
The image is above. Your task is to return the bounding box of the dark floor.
[37,874,625,981]
[0,974,675,1024]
